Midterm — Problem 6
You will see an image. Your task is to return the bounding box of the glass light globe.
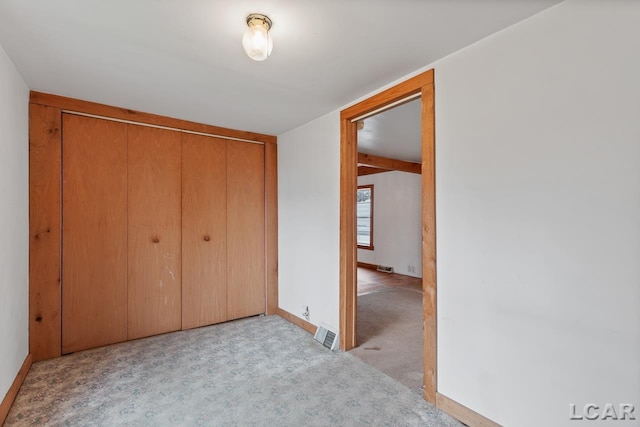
[242,17,273,62]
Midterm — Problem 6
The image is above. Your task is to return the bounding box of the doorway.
[350,97,424,393]
[338,69,436,403]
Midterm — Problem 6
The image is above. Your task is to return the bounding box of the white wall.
[0,43,29,401]
[435,1,640,425]
[278,1,640,425]
[357,171,422,278]
[278,111,340,330]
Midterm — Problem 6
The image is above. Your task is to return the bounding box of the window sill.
[357,245,374,251]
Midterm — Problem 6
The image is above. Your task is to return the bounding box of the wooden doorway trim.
[339,69,436,403]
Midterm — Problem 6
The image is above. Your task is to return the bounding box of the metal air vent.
[314,324,339,351]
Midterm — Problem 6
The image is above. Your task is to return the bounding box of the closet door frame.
[28,92,278,362]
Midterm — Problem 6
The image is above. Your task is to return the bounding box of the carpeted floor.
[350,288,424,393]
[6,315,462,426]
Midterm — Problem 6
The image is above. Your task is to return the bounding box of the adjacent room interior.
[1,1,639,426]
[349,98,425,394]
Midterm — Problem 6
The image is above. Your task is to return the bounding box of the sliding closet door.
[182,134,227,329]
[127,125,182,339]
[62,114,128,353]
[227,141,265,320]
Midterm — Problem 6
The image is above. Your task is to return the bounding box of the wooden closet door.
[227,141,265,320]
[127,125,182,339]
[62,114,128,353]
[182,134,227,329]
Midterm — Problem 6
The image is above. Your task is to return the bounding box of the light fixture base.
[246,13,272,30]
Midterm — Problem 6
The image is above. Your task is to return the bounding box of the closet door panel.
[128,125,182,340]
[62,114,128,353]
[182,134,227,329]
[227,141,265,320]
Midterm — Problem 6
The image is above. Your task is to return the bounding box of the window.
[357,185,374,250]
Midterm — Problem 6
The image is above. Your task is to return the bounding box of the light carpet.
[6,315,462,426]
[350,288,424,393]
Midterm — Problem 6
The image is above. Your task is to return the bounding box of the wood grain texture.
[62,114,128,353]
[30,91,276,145]
[436,393,502,427]
[339,69,436,400]
[181,133,227,330]
[339,118,358,351]
[227,141,266,320]
[127,125,182,340]
[277,308,317,335]
[29,103,62,361]
[265,142,279,315]
[340,70,433,121]
[421,83,438,404]
[0,354,32,425]
[357,166,390,176]
[358,152,421,174]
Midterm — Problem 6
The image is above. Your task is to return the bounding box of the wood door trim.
[29,104,62,362]
[265,143,279,315]
[339,69,437,403]
[30,91,277,145]
[341,71,433,121]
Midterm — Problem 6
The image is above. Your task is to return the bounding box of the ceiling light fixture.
[242,14,273,62]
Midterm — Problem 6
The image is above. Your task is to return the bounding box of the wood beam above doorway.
[357,166,389,176]
[357,152,421,174]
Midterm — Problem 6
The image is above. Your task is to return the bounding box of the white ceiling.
[0,0,561,136]
[358,98,422,163]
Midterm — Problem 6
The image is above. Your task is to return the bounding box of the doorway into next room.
[348,98,423,393]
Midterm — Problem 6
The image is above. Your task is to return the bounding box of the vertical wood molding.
[339,69,436,399]
[339,117,358,350]
[436,393,503,427]
[29,103,62,362]
[421,82,437,404]
[265,142,279,315]
[0,354,32,425]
